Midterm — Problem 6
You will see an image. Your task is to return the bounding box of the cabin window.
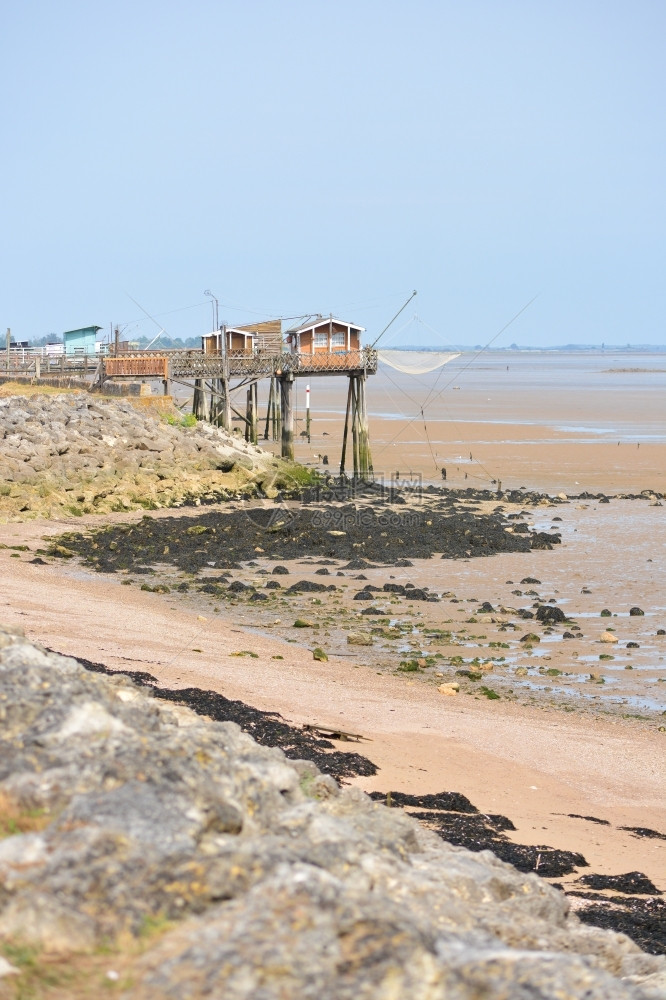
[331,331,345,346]
[314,332,328,347]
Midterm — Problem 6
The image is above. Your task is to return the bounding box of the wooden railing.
[105,356,168,378]
[99,347,378,380]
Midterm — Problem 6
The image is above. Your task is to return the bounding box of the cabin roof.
[291,317,365,335]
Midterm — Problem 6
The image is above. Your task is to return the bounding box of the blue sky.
[2,1,664,348]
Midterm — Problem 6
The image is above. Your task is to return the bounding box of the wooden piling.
[245,388,252,442]
[245,382,258,444]
[193,378,209,421]
[351,378,360,476]
[279,374,294,461]
[263,378,274,440]
[340,374,372,479]
[357,372,372,478]
[340,377,353,476]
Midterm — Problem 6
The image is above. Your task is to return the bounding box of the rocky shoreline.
[0,392,306,520]
[1,628,665,998]
[63,651,666,961]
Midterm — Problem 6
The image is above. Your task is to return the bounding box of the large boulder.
[0,627,663,998]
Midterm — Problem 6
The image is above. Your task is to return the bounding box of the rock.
[600,632,619,644]
[1,633,663,996]
[520,633,541,643]
[346,633,373,646]
[626,642,640,649]
[293,619,313,628]
[536,605,566,624]
[521,577,542,585]
[287,580,334,594]
[0,395,281,519]
[438,683,459,696]
[404,588,430,601]
[601,609,612,617]
[272,565,290,575]
[629,607,645,616]
[312,647,328,662]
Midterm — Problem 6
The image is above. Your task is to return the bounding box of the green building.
[63,326,102,356]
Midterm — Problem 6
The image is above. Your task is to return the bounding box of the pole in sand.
[305,383,311,443]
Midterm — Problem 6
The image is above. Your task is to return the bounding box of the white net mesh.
[377,350,460,375]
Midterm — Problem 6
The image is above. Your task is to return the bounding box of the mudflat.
[0,352,664,955]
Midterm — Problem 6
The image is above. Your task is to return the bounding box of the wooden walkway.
[2,347,377,478]
[104,348,378,380]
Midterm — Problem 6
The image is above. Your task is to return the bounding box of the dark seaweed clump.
[577,871,661,895]
[369,790,586,878]
[48,497,561,576]
[577,899,666,956]
[66,654,377,783]
[370,788,666,955]
[619,825,666,841]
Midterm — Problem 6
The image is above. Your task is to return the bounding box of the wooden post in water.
[341,373,372,480]
[263,377,274,440]
[357,372,372,478]
[245,387,252,442]
[193,378,209,421]
[220,326,231,431]
[209,378,222,425]
[340,376,353,477]
[264,377,279,441]
[245,382,258,444]
[305,383,311,443]
[279,373,294,461]
[351,377,360,476]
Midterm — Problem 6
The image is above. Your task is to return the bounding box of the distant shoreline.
[383,345,666,353]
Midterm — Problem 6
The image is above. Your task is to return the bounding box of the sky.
[1,0,665,349]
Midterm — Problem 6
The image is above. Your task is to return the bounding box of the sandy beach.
[0,495,664,894]
[244,351,666,494]
[1,353,664,917]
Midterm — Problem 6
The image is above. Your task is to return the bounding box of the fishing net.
[377,350,460,375]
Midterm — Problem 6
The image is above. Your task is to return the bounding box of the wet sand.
[0,498,664,891]
[247,352,666,494]
[1,353,664,895]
